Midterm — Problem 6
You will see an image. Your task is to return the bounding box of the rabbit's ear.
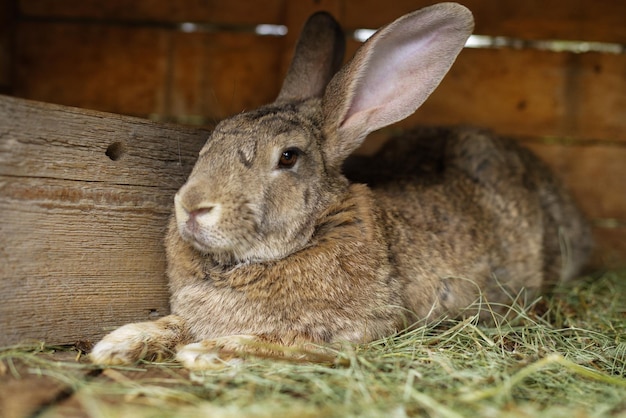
[276,12,346,102]
[322,3,474,165]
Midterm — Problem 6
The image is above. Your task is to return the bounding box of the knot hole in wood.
[105,141,127,161]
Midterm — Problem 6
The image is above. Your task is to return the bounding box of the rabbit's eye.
[277,148,300,169]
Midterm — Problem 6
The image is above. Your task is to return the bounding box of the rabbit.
[90,2,591,369]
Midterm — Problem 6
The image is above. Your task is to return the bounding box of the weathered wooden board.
[11,0,626,138]
[340,0,626,43]
[14,22,285,122]
[19,0,626,43]
[169,31,284,122]
[14,23,626,143]
[0,95,208,346]
[348,47,626,144]
[18,0,286,25]
[14,22,171,118]
[0,0,15,93]
[591,227,626,268]
[522,142,626,222]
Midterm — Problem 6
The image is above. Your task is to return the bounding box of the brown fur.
[90,4,591,368]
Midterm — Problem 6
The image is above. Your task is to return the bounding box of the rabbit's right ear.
[276,12,346,102]
[322,3,474,167]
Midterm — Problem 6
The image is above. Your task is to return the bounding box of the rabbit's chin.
[183,236,253,264]
[177,222,257,261]
[184,234,304,267]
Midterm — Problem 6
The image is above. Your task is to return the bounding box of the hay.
[2,270,625,418]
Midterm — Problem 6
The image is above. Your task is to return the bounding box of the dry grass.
[2,270,625,418]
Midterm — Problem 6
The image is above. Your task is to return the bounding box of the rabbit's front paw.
[176,335,254,369]
[90,322,174,366]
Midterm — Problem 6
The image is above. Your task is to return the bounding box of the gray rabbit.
[90,3,591,369]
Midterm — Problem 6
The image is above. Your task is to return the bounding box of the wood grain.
[169,31,284,122]
[19,0,626,43]
[342,46,626,143]
[14,22,286,122]
[591,227,626,268]
[15,22,626,142]
[14,22,171,118]
[0,95,208,346]
[0,0,15,94]
[340,0,626,43]
[522,142,626,222]
[18,0,286,25]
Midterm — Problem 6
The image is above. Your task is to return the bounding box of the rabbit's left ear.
[322,3,474,166]
[276,12,346,102]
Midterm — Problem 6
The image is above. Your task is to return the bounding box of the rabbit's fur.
[90,3,591,368]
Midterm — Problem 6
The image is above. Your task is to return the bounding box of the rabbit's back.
[345,127,592,320]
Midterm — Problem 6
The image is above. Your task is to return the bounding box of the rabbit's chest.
[171,265,398,343]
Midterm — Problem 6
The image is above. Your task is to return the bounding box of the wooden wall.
[1,0,625,344]
[0,96,208,346]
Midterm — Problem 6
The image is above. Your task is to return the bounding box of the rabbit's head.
[173,3,474,265]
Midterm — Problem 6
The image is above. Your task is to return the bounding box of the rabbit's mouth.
[177,212,261,261]
[173,195,252,253]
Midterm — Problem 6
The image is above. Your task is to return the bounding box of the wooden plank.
[346,47,626,144]
[341,0,626,43]
[23,0,625,44]
[590,227,626,268]
[467,0,626,44]
[14,22,285,122]
[0,0,16,93]
[170,31,284,123]
[15,23,625,143]
[522,142,626,222]
[0,95,208,346]
[14,22,170,117]
[18,0,286,25]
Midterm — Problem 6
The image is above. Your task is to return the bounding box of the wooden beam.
[0,0,16,94]
[341,0,626,44]
[18,0,286,25]
[0,95,207,346]
[343,45,626,144]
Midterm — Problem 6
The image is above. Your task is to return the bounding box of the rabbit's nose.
[187,204,222,231]
[174,192,222,228]
[190,206,214,218]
